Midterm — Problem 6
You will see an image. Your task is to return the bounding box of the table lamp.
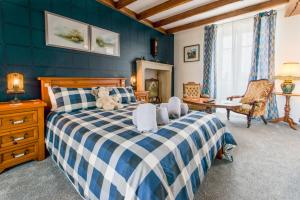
[274,62,300,94]
[7,73,25,103]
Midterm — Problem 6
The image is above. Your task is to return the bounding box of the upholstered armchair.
[227,79,274,128]
[183,82,208,110]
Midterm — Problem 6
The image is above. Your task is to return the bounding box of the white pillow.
[156,107,169,125]
[181,103,189,116]
[48,86,57,111]
[167,97,181,119]
[132,104,158,133]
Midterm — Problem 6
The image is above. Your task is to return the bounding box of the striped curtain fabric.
[202,24,217,98]
[249,10,279,120]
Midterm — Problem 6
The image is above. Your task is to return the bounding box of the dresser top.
[0,99,46,111]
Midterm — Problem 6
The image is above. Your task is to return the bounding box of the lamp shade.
[7,73,25,94]
[275,62,300,80]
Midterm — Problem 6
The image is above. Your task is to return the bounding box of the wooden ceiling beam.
[285,0,300,16]
[137,0,192,20]
[115,0,137,9]
[167,0,289,33]
[96,0,167,34]
[153,0,240,28]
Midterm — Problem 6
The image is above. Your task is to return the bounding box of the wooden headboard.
[38,77,126,112]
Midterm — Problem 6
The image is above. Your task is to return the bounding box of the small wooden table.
[134,91,149,103]
[272,92,300,130]
[183,98,242,113]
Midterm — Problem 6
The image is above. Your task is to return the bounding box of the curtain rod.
[214,6,284,26]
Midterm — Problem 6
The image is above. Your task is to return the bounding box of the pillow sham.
[109,86,136,104]
[48,87,96,112]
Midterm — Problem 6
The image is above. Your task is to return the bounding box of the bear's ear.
[92,89,99,97]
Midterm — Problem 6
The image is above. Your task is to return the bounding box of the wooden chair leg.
[227,109,230,120]
[247,115,252,128]
[261,115,267,125]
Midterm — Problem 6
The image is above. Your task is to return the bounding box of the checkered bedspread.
[46,104,236,200]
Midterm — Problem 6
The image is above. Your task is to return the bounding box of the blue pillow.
[48,87,96,112]
[109,87,136,104]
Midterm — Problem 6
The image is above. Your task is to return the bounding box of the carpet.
[1,113,299,200]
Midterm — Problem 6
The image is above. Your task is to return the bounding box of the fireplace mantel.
[136,60,173,102]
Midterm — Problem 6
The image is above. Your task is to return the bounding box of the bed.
[38,77,236,200]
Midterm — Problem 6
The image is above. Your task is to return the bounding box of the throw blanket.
[46,104,236,200]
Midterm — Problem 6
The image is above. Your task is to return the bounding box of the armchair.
[227,79,274,128]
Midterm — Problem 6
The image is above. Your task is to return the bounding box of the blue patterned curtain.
[249,10,279,120]
[202,25,217,98]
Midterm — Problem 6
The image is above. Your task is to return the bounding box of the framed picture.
[90,26,120,56]
[145,78,160,103]
[184,44,200,62]
[45,11,90,52]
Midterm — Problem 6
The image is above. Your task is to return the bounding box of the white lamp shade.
[277,62,300,77]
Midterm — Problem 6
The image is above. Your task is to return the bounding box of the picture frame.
[145,78,160,103]
[90,26,120,57]
[184,44,200,62]
[45,11,90,52]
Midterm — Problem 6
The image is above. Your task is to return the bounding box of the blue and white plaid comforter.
[46,104,236,200]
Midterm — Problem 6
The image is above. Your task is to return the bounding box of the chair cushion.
[241,80,273,104]
[183,83,201,98]
[231,103,265,116]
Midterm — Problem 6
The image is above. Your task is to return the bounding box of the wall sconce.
[130,74,137,90]
[7,73,25,103]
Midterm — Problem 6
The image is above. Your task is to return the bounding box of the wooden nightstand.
[135,91,149,103]
[0,100,46,173]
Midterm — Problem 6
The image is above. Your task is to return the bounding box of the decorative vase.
[281,81,295,94]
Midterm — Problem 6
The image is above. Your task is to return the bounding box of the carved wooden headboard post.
[37,77,126,114]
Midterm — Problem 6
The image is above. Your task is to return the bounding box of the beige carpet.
[1,113,299,200]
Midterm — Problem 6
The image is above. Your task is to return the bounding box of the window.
[216,18,254,103]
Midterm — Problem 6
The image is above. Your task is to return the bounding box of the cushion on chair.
[240,80,273,104]
[231,103,264,116]
[232,80,273,117]
[183,82,201,98]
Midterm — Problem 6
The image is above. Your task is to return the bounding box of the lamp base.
[281,81,295,94]
[10,94,21,104]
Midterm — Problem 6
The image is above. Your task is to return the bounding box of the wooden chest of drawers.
[0,100,46,173]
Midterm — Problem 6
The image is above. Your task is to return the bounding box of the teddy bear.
[92,87,123,111]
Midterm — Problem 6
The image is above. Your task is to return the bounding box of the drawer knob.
[10,133,28,145]
[11,150,29,158]
[10,117,27,125]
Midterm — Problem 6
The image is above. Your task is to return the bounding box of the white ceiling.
[120,0,285,32]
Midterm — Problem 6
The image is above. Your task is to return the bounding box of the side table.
[272,92,300,130]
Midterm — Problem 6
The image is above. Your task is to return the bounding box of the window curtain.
[216,18,254,103]
[202,25,217,98]
[249,10,279,120]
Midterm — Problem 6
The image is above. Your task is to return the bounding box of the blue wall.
[0,0,174,102]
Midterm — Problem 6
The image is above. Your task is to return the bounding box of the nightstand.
[0,100,46,173]
[135,91,149,103]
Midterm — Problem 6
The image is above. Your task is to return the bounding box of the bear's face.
[98,87,110,97]
[92,87,110,98]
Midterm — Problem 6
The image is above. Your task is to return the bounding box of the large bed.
[39,77,236,200]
